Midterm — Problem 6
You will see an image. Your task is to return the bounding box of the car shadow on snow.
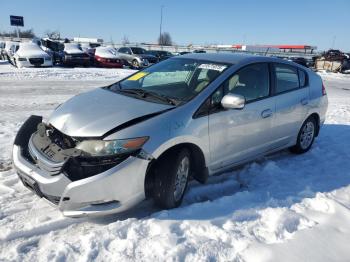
[90,124,350,223]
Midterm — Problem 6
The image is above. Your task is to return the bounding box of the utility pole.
[159,5,164,46]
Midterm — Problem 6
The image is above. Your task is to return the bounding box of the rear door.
[208,63,276,170]
[272,63,309,147]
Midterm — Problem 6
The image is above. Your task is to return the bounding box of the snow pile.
[0,61,135,81]
[0,66,350,261]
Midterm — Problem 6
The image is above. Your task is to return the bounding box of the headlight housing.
[75,137,149,157]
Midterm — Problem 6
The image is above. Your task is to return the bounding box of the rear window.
[274,64,299,94]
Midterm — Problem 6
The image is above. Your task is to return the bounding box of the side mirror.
[221,93,245,109]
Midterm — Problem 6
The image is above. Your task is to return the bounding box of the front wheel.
[290,117,317,154]
[152,148,191,209]
[132,59,140,69]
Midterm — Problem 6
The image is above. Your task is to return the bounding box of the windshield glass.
[109,58,229,103]
[131,47,146,54]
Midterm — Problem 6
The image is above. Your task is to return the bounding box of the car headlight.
[18,57,27,61]
[75,137,149,156]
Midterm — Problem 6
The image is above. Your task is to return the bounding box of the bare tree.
[44,30,61,40]
[158,32,172,46]
[0,28,35,38]
[122,35,130,45]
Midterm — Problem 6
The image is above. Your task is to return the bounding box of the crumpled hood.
[49,88,173,137]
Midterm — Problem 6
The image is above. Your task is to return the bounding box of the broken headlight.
[75,137,149,157]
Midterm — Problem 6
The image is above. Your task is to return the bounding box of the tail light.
[322,82,327,96]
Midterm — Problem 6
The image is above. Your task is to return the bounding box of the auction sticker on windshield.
[198,64,227,72]
[127,72,149,81]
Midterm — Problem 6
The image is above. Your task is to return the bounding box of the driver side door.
[208,63,276,170]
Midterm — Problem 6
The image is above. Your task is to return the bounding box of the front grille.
[29,58,44,65]
[28,138,65,175]
[26,125,128,181]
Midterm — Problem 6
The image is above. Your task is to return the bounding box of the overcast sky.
[1,0,349,51]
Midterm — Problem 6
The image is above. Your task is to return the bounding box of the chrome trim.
[28,134,66,175]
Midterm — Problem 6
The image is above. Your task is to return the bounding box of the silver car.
[12,53,328,217]
[117,47,159,68]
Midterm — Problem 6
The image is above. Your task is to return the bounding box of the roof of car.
[174,52,267,64]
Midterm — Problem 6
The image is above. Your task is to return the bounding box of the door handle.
[261,109,273,118]
[301,98,309,105]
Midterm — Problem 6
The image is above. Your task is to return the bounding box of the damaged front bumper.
[12,116,152,217]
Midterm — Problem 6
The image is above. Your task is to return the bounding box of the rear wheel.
[152,148,191,209]
[290,116,316,154]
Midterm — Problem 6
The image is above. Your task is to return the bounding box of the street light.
[159,5,164,46]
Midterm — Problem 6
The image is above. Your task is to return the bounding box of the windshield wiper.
[119,88,178,106]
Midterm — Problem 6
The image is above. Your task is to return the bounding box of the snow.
[95,47,120,59]
[1,62,350,261]
[63,43,85,55]
[16,43,49,58]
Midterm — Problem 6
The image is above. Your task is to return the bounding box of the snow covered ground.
[0,61,350,261]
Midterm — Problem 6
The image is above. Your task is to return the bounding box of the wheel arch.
[144,142,208,199]
[308,112,320,137]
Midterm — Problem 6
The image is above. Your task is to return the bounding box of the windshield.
[131,47,146,54]
[109,58,229,104]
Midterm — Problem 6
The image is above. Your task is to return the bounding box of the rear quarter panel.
[307,69,328,124]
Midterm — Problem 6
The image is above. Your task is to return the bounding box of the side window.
[298,69,307,87]
[118,47,126,53]
[225,63,270,102]
[211,85,224,106]
[274,64,300,93]
[197,69,210,81]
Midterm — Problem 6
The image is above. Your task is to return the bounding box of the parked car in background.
[79,42,100,64]
[0,41,5,60]
[41,39,65,65]
[94,46,124,68]
[288,57,308,67]
[80,42,101,54]
[4,41,20,62]
[13,42,52,68]
[178,51,191,55]
[12,53,327,217]
[323,49,347,61]
[63,43,91,67]
[146,50,173,61]
[117,47,158,68]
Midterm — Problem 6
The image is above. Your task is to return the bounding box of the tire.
[290,116,317,154]
[152,148,191,209]
[132,59,139,69]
